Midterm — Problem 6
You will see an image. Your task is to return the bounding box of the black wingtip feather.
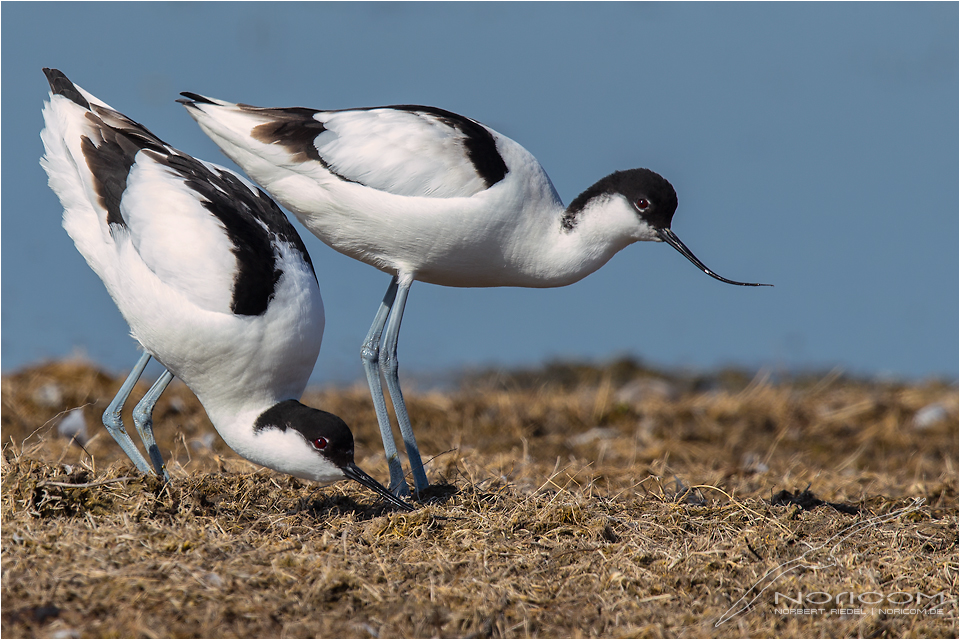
[179,91,215,105]
[43,68,90,109]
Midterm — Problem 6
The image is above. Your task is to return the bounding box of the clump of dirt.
[2,359,957,637]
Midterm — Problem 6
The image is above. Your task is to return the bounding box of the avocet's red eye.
[635,198,650,210]
[312,437,329,450]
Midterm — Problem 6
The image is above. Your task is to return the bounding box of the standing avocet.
[40,69,410,511]
[180,93,771,497]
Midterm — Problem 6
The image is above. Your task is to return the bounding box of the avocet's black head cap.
[258,400,356,468]
[255,400,413,511]
[566,168,678,230]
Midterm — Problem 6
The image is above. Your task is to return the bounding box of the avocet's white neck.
[494,190,657,288]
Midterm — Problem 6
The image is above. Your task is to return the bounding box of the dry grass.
[2,358,957,638]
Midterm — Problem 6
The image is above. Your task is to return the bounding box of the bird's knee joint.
[102,409,122,429]
[360,343,379,365]
[132,407,151,426]
[380,352,400,376]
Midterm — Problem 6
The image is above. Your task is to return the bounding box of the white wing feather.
[41,92,240,316]
[315,108,488,197]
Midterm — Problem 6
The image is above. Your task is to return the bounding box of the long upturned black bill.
[657,228,772,287]
[342,463,415,511]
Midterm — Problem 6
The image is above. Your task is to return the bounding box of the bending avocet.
[40,69,410,511]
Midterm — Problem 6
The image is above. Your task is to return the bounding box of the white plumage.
[181,92,770,496]
[317,109,493,197]
[40,69,410,511]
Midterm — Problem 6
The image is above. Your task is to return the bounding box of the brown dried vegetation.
[2,358,957,638]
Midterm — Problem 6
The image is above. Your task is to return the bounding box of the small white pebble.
[189,433,217,451]
[34,382,63,407]
[570,427,621,446]
[57,408,88,445]
[615,378,677,405]
[742,453,769,474]
[168,396,186,413]
[913,403,948,430]
[203,572,224,589]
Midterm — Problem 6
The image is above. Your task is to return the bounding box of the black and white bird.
[179,93,771,497]
[40,69,411,511]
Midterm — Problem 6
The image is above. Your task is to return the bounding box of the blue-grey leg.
[379,278,429,495]
[101,352,155,475]
[361,276,409,497]
[132,368,174,482]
